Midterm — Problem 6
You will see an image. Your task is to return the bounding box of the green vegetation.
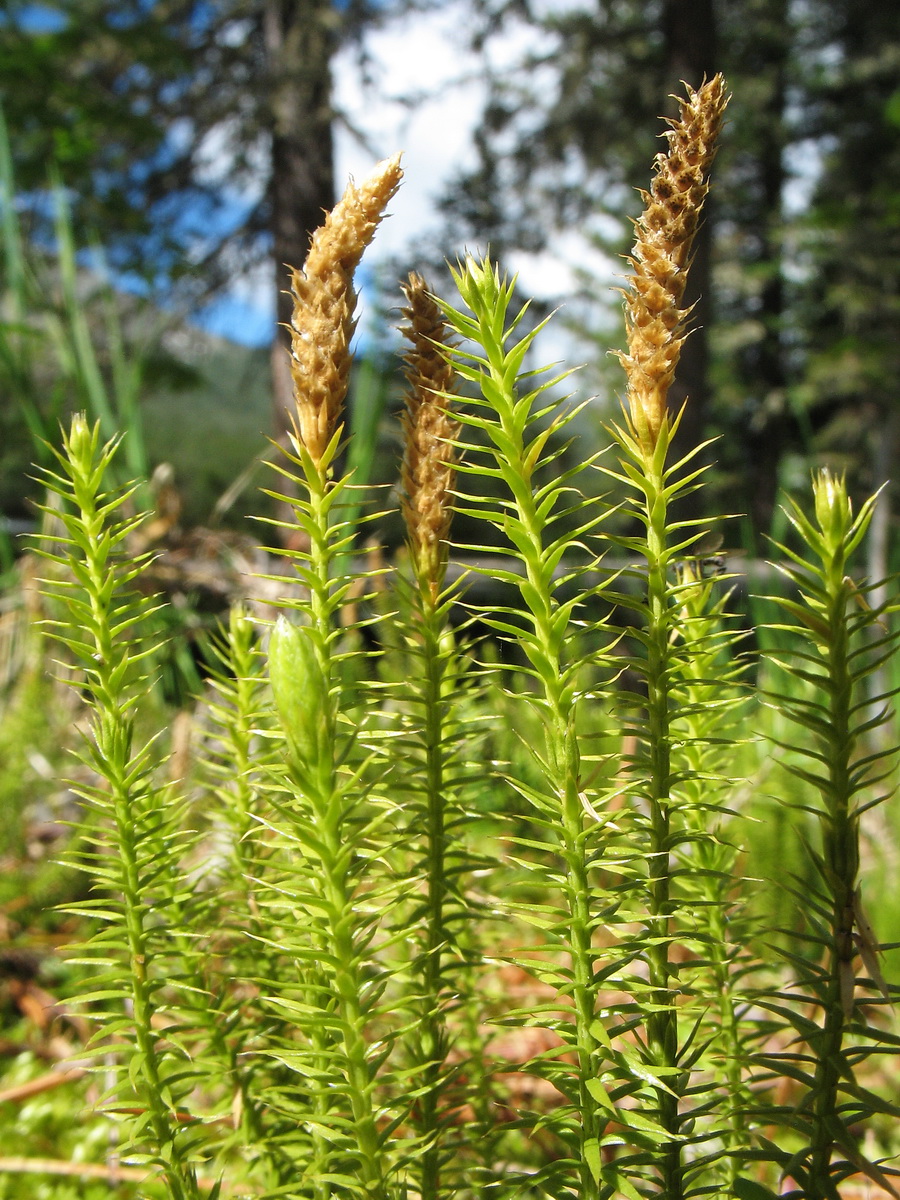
[1,75,899,1200]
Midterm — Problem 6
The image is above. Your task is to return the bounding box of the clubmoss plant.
[756,469,900,1199]
[435,255,632,1197]
[193,605,284,1177]
[395,270,467,1197]
[35,416,202,1200]
[665,560,753,1192]
[604,74,732,1199]
[261,152,403,1200]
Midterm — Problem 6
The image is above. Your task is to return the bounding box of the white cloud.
[330,4,616,373]
[332,6,488,261]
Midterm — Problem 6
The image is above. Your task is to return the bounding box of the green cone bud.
[268,615,329,768]
[66,412,96,465]
[813,468,852,548]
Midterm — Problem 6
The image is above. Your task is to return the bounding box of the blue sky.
[193,291,276,346]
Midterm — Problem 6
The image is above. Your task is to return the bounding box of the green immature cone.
[268,615,329,769]
[814,469,852,542]
[67,410,94,462]
[813,467,873,560]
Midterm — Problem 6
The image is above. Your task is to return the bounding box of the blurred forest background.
[1,0,898,566]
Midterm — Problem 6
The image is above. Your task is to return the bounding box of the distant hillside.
[0,255,278,532]
[142,330,273,528]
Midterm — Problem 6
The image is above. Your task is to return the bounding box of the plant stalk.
[641,448,684,1200]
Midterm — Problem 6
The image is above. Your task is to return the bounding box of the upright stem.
[762,470,892,1197]
[672,569,748,1190]
[640,453,683,1200]
[706,872,747,1191]
[612,78,727,1194]
[523,567,604,1197]
[397,267,463,1197]
[486,360,604,1196]
[807,554,855,1196]
[306,461,388,1199]
[437,259,612,1194]
[47,421,201,1200]
[113,786,199,1200]
[416,586,450,1200]
[265,152,401,1198]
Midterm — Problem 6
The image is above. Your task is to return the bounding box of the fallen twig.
[0,1065,86,1104]
[0,1156,259,1193]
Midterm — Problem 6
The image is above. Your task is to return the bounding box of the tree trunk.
[263,0,337,445]
[730,0,790,547]
[743,90,788,546]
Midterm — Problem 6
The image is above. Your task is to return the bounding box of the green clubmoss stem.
[269,448,390,1199]
[265,153,402,1198]
[439,258,613,1196]
[641,441,684,1200]
[677,559,750,1189]
[39,416,201,1200]
[613,77,728,1197]
[777,471,878,1198]
[399,271,461,1198]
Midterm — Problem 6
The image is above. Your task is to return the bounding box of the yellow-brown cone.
[619,76,728,453]
[400,272,460,595]
[287,153,403,466]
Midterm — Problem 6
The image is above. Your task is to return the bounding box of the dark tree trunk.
[263,0,337,445]
[728,0,791,547]
[744,74,788,545]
